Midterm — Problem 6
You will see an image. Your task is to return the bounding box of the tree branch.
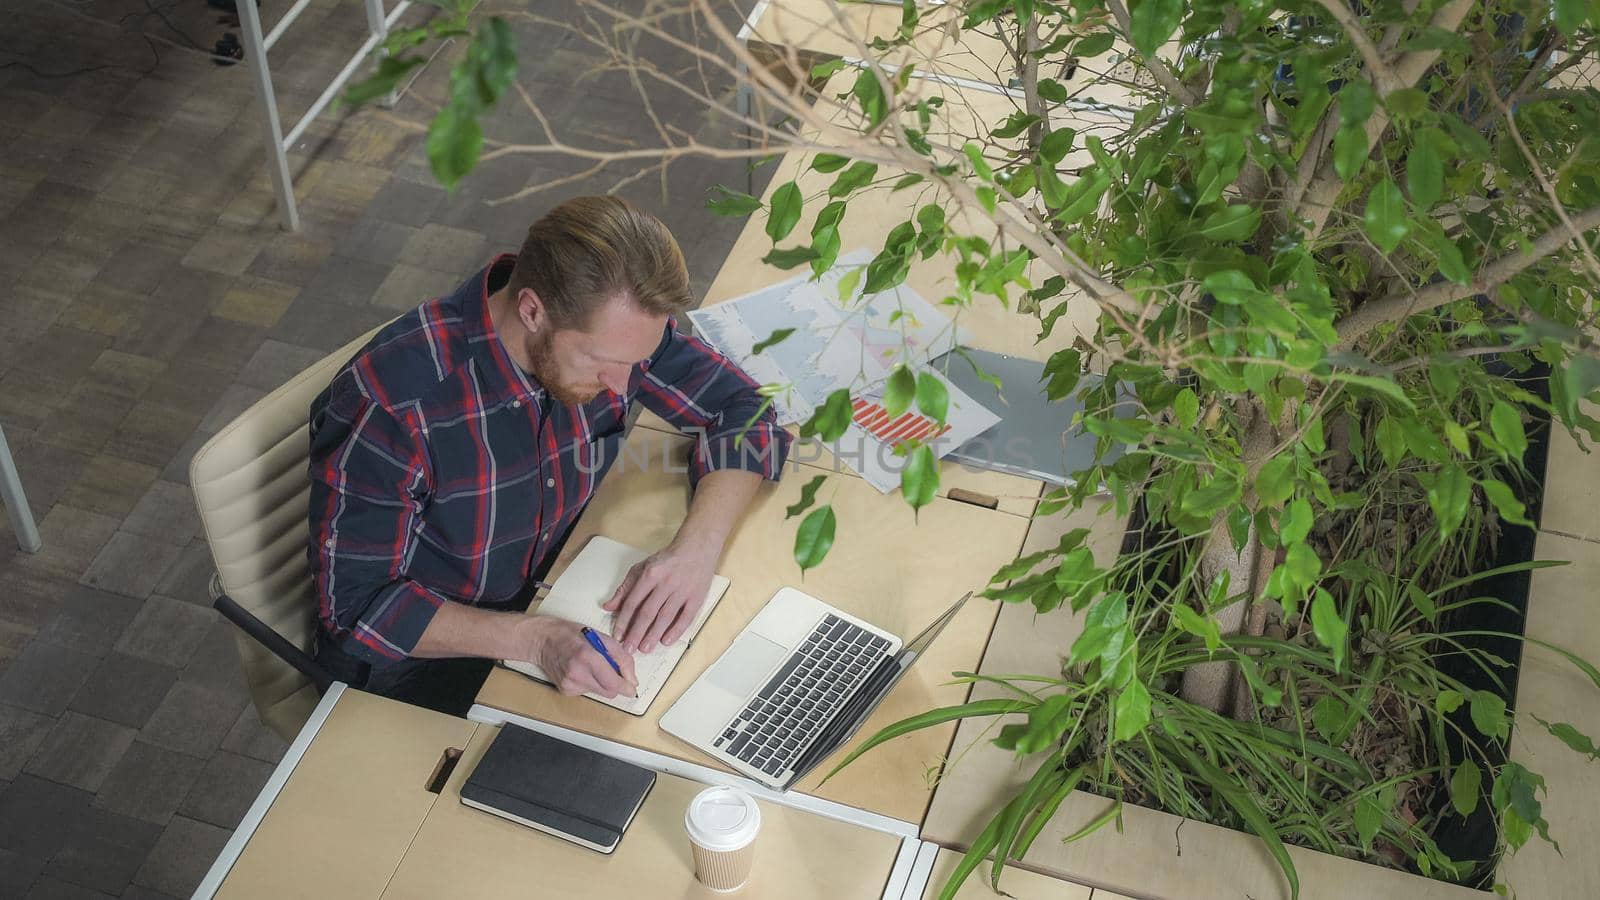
[1334,204,1600,346]
[1104,0,1200,107]
[1314,0,1401,94]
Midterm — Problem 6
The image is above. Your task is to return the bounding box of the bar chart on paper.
[850,398,952,447]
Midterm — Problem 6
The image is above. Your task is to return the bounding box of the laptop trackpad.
[706,634,788,695]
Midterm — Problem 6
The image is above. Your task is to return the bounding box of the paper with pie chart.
[688,251,1001,492]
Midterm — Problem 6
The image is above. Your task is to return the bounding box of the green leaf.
[1198,204,1261,241]
[1354,793,1383,850]
[1556,0,1588,36]
[883,365,916,419]
[1127,0,1182,58]
[1373,418,1405,466]
[851,68,888,127]
[344,55,427,107]
[426,105,484,189]
[1437,689,1464,715]
[785,474,827,520]
[1074,31,1115,57]
[1333,123,1369,180]
[1285,541,1323,590]
[811,153,850,173]
[762,245,820,269]
[706,186,763,217]
[1426,465,1472,538]
[1311,695,1347,740]
[803,389,855,442]
[1385,88,1427,119]
[751,328,795,355]
[1172,744,1300,899]
[1035,78,1068,103]
[829,161,879,198]
[1202,269,1265,305]
[1310,588,1347,672]
[915,371,949,422]
[1538,718,1600,758]
[1490,401,1528,461]
[1451,760,1482,817]
[1173,388,1199,429]
[901,443,939,512]
[1171,605,1221,652]
[1362,178,1410,254]
[1113,676,1152,742]
[1339,80,1375,125]
[1480,479,1533,527]
[794,505,836,572]
[1563,354,1600,421]
[1040,127,1075,165]
[766,181,803,241]
[1069,593,1127,666]
[1407,128,1446,210]
[1255,455,1295,506]
[823,697,1029,782]
[1325,372,1416,411]
[811,57,848,80]
[1470,690,1508,740]
[1279,498,1313,544]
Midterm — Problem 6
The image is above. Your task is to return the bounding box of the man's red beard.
[525,328,601,406]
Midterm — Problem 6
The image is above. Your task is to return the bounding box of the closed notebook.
[502,535,731,715]
[459,722,656,854]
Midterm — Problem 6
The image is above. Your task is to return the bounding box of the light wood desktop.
[382,723,906,899]
[474,431,1031,825]
[213,690,476,899]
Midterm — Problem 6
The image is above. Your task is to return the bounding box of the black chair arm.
[213,593,334,693]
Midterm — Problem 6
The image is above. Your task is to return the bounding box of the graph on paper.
[850,398,953,447]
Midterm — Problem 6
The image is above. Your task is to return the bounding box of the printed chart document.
[689,250,1000,492]
[502,536,730,715]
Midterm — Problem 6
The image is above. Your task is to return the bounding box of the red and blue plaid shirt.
[308,255,790,665]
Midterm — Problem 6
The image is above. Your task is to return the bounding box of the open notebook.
[502,536,730,716]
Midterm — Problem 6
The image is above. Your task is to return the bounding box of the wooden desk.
[742,0,1015,85]
[201,685,921,899]
[205,687,477,899]
[474,431,1031,825]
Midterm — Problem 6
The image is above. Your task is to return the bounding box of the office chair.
[189,324,385,740]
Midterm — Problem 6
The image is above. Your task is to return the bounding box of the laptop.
[660,587,971,789]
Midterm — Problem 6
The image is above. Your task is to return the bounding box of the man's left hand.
[603,541,719,653]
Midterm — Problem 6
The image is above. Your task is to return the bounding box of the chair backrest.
[189,324,386,739]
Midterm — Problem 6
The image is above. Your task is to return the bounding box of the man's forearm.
[671,468,762,555]
[411,601,546,660]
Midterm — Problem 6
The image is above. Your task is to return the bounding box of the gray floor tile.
[114,597,216,669]
[267,291,394,351]
[0,640,98,716]
[176,750,273,830]
[371,263,463,312]
[120,482,203,545]
[67,653,179,730]
[12,506,118,580]
[196,384,267,434]
[236,339,327,392]
[43,803,161,896]
[131,815,228,897]
[22,712,136,793]
[151,540,216,606]
[219,706,289,764]
[119,887,180,900]
[79,533,185,601]
[0,705,55,780]
[297,255,396,308]
[0,775,90,861]
[90,742,202,827]
[0,845,46,897]
[32,584,143,657]
[138,681,245,758]
[399,223,488,276]
[333,217,417,265]
[24,876,117,899]
[177,621,247,696]
[0,565,76,634]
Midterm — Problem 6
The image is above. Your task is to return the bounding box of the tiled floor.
[0,1,763,895]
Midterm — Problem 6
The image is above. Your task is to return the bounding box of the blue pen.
[580,626,624,677]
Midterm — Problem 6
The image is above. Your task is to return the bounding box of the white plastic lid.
[684,786,762,851]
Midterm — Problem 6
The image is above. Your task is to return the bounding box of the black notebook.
[459,723,656,854]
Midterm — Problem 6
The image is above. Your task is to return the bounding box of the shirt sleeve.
[633,320,792,486]
[307,373,446,664]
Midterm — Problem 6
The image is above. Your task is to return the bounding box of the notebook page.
[502,536,730,715]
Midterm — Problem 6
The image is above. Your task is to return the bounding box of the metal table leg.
[0,424,41,553]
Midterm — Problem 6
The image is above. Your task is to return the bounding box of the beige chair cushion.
[190,324,386,740]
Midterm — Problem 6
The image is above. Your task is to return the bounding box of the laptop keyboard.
[713,615,891,778]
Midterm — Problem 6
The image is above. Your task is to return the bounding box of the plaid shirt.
[308,255,790,665]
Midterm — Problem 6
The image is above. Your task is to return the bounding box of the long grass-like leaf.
[1014,766,1085,858]
[992,753,1068,888]
[1171,741,1301,899]
[1425,559,1567,598]
[822,698,1029,782]
[1060,798,1123,843]
[937,794,1013,900]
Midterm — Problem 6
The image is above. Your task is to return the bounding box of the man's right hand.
[519,616,639,699]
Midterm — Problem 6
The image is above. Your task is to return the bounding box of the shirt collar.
[464,253,545,405]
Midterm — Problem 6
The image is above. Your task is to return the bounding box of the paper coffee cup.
[685,786,761,892]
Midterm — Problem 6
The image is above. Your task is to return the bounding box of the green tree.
[353,1,1600,895]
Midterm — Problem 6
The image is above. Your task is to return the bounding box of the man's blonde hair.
[510,195,693,329]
